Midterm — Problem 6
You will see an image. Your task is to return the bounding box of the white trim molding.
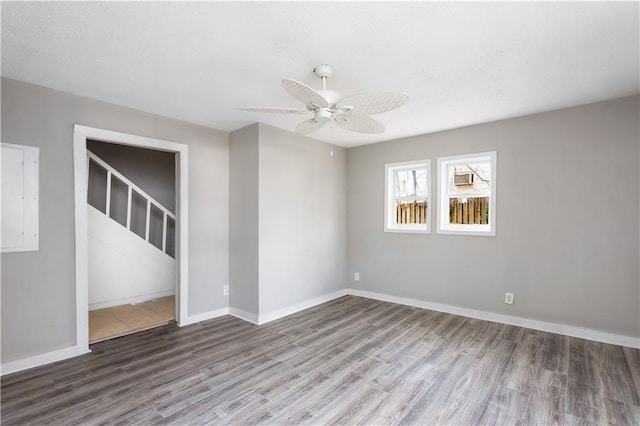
[73,125,189,359]
[348,289,640,349]
[258,289,349,325]
[228,289,349,326]
[229,308,260,325]
[1,345,91,376]
[180,307,230,327]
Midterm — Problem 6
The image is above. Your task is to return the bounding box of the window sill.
[437,225,495,236]
[385,225,430,234]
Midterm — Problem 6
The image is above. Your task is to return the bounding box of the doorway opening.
[73,125,188,352]
[85,140,177,342]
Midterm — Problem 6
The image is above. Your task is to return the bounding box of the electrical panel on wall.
[1,142,39,253]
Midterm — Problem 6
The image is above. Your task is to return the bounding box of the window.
[437,151,496,236]
[385,159,431,233]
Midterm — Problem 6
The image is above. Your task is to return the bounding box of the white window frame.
[384,159,431,234]
[437,151,496,236]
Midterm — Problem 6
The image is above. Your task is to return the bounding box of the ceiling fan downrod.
[313,64,333,91]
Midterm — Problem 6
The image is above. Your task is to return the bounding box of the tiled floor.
[89,296,175,343]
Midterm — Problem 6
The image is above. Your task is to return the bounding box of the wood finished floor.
[2,296,639,425]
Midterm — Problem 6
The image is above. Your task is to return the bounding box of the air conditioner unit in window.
[454,172,474,186]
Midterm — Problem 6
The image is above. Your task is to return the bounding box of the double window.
[384,160,431,234]
[384,151,496,236]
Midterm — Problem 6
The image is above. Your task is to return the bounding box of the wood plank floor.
[2,296,639,425]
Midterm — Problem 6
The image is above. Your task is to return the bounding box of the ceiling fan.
[239,64,410,135]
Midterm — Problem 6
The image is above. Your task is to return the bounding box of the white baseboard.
[7,288,635,377]
[348,289,640,349]
[89,290,176,311]
[229,307,260,325]
[1,345,91,377]
[179,307,230,327]
[228,289,349,326]
[3,306,231,375]
[258,289,349,325]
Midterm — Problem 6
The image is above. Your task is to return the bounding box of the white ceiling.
[2,2,638,148]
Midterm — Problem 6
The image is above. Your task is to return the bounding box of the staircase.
[87,150,176,311]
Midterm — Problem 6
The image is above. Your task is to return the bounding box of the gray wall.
[348,96,639,338]
[258,124,347,315]
[229,124,259,316]
[228,123,347,318]
[87,140,176,213]
[2,73,635,365]
[1,78,229,362]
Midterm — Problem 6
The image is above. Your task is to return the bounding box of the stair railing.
[87,149,175,256]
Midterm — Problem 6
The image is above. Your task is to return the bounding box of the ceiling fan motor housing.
[310,90,341,110]
[314,108,333,122]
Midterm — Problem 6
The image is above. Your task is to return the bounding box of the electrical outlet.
[354,272,360,281]
[223,285,229,296]
[504,292,514,305]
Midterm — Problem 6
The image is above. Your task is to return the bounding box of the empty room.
[1,2,638,425]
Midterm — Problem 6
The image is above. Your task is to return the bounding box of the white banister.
[126,186,132,230]
[162,213,167,252]
[105,171,112,216]
[145,199,151,242]
[87,150,175,256]
[87,151,175,220]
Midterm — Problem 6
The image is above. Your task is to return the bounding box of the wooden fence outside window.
[396,201,427,224]
[395,197,489,225]
[449,197,489,224]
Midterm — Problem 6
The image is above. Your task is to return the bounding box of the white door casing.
[73,125,189,353]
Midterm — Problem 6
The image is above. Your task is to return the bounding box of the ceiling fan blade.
[335,115,385,134]
[336,92,409,116]
[282,79,329,109]
[238,107,308,114]
[295,118,328,135]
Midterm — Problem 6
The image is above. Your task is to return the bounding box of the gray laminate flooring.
[2,296,639,425]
